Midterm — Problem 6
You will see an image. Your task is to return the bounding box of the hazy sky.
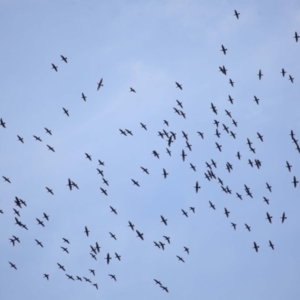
[1,1,300,299]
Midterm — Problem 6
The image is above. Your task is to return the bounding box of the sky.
[1,0,300,299]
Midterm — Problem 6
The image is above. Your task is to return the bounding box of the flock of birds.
[1,9,299,295]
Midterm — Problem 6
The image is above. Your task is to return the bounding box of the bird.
[44,274,49,280]
[253,242,259,252]
[81,93,87,101]
[234,10,240,19]
[176,255,185,263]
[17,135,24,143]
[175,82,183,90]
[60,55,67,63]
[130,87,136,93]
[51,64,58,72]
[221,44,227,55]
[97,78,104,90]
[62,107,69,116]
[9,262,17,270]
[33,135,42,142]
[140,123,147,130]
[294,31,299,42]
[84,226,89,237]
[281,212,287,223]
[2,176,11,183]
[109,274,117,281]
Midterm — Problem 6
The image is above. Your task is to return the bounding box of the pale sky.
[1,1,300,299]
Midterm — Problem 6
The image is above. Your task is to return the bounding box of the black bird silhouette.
[221,44,227,55]
[97,78,104,90]
[61,55,67,63]
[175,82,182,90]
[51,64,58,72]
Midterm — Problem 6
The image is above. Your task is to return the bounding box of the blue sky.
[1,0,300,299]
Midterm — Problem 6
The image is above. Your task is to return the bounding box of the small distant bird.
[60,55,68,63]
[234,10,240,19]
[51,64,58,72]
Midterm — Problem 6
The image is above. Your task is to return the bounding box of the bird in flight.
[0,118,6,128]
[62,107,69,117]
[292,176,298,187]
[100,187,108,195]
[266,212,273,223]
[209,201,216,210]
[81,93,87,101]
[269,240,275,250]
[2,176,11,183]
[131,179,140,187]
[175,82,182,90]
[106,253,112,264]
[140,123,147,131]
[294,31,299,42]
[33,135,42,142]
[245,224,251,232]
[97,78,103,90]
[130,87,136,93]
[161,215,167,226]
[60,55,67,63]
[109,274,117,281]
[224,208,230,218]
[136,230,144,240]
[289,75,294,83]
[162,168,168,179]
[194,181,200,193]
[17,135,24,143]
[85,153,92,161]
[234,10,240,19]
[51,63,58,72]
[84,226,89,237]
[258,69,263,80]
[57,263,65,271]
[110,206,117,214]
[47,145,55,152]
[109,232,117,240]
[176,255,185,263]
[35,239,43,248]
[44,274,49,280]
[253,242,259,252]
[9,262,17,270]
[45,127,52,135]
[221,44,227,55]
[46,187,54,195]
[286,161,292,172]
[281,68,286,77]
[36,218,45,227]
[281,212,287,223]
[128,221,134,231]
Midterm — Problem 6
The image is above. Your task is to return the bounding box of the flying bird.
[62,107,69,116]
[51,64,58,72]
[84,226,89,237]
[221,44,227,55]
[97,78,104,90]
[60,55,67,63]
[175,82,182,90]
